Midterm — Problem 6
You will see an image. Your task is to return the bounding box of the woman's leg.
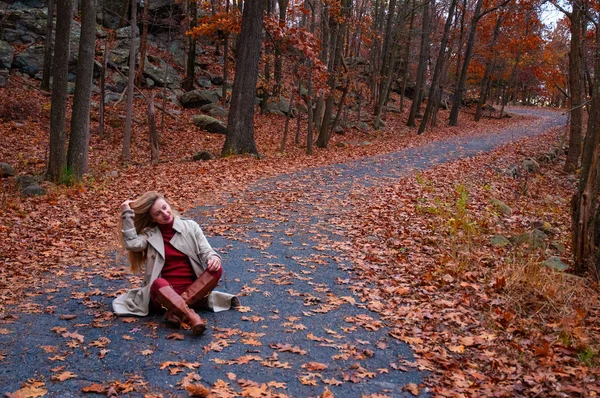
[181,267,223,310]
[150,278,170,311]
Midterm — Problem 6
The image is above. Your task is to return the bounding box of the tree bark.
[565,0,583,172]
[135,0,150,88]
[67,0,97,180]
[183,0,197,91]
[418,0,457,134]
[474,14,502,121]
[47,0,72,182]
[449,0,484,126]
[572,31,600,277]
[41,0,55,92]
[222,0,265,156]
[99,40,108,139]
[122,0,137,164]
[148,92,159,164]
[407,0,430,127]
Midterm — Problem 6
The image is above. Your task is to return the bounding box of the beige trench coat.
[112,212,235,316]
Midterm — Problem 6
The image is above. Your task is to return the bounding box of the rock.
[550,241,566,253]
[333,125,345,135]
[336,142,348,148]
[523,158,539,173]
[197,77,211,88]
[104,92,122,103]
[200,103,220,112]
[0,41,14,69]
[143,55,182,88]
[210,74,224,85]
[22,184,46,196]
[193,115,227,134]
[509,232,532,246]
[491,198,512,216]
[180,90,220,108]
[12,44,45,76]
[16,175,45,197]
[116,25,139,40]
[531,229,548,249]
[387,105,402,114]
[0,162,15,177]
[108,73,128,93]
[0,70,8,88]
[67,82,76,95]
[193,151,216,161]
[542,256,568,271]
[531,220,555,235]
[373,119,386,129]
[208,107,228,118]
[265,99,295,117]
[356,122,370,133]
[490,235,511,247]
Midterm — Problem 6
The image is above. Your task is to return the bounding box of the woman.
[113,191,236,336]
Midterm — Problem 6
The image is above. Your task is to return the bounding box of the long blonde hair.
[117,191,179,273]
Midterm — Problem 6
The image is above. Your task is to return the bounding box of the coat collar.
[146,217,187,257]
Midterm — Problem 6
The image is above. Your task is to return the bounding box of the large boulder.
[143,55,181,88]
[0,162,15,177]
[16,175,46,197]
[12,44,45,76]
[0,41,14,69]
[491,198,512,216]
[180,90,220,108]
[193,115,227,135]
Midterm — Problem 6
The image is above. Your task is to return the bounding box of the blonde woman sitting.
[113,191,236,336]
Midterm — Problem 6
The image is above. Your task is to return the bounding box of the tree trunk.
[99,39,108,139]
[221,0,265,156]
[148,92,159,164]
[183,0,197,91]
[122,0,137,164]
[407,0,430,127]
[572,31,600,277]
[306,68,314,155]
[449,0,484,126]
[41,0,55,92]
[135,0,150,87]
[279,85,295,153]
[316,3,345,149]
[274,0,289,97]
[374,0,398,117]
[418,0,457,134]
[399,1,415,112]
[67,0,96,180]
[475,14,502,121]
[565,0,583,172]
[47,0,72,182]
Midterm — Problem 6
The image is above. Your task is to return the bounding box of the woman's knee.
[150,277,170,295]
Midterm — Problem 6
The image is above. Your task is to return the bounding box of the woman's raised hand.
[121,199,135,211]
[207,256,222,272]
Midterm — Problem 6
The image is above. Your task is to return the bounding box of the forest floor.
[1,81,599,397]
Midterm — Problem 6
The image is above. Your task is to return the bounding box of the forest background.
[1,0,600,395]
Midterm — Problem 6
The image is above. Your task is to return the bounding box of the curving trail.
[0,108,566,397]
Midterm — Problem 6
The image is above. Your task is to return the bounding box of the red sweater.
[158,221,196,292]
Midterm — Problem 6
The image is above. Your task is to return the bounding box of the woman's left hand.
[207,256,222,272]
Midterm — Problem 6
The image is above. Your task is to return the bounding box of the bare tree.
[123,0,137,164]
[67,0,97,180]
[47,0,72,182]
[221,0,265,156]
[40,0,55,91]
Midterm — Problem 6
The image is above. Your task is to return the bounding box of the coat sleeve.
[193,222,220,264]
[121,209,148,252]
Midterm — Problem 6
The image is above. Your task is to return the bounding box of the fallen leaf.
[51,371,77,382]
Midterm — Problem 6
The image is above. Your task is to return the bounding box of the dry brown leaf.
[81,383,105,394]
[404,383,420,396]
[166,332,185,340]
[51,371,77,382]
[303,362,328,371]
[5,386,47,398]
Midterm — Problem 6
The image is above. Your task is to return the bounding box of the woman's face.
[150,198,173,225]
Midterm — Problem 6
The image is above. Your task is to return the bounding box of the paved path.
[0,108,566,397]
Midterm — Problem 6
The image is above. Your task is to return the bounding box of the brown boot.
[163,311,181,328]
[180,270,220,308]
[154,286,206,336]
